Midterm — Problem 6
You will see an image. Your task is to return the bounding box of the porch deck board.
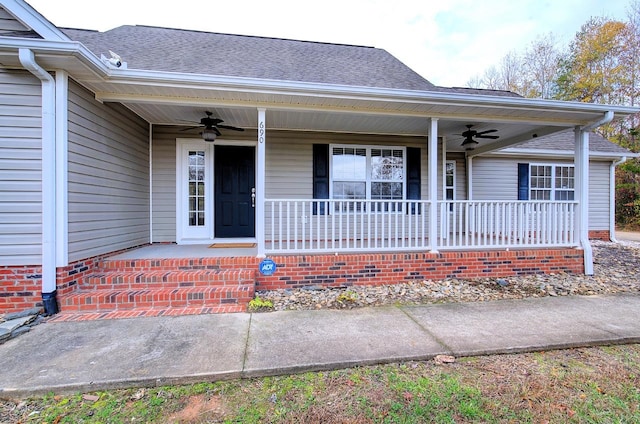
[108,244,258,259]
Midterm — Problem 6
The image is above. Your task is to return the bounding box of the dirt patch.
[165,394,225,423]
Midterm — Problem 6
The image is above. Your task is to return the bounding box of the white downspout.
[577,111,615,275]
[19,48,58,314]
[609,156,628,243]
[149,123,153,244]
[55,71,68,267]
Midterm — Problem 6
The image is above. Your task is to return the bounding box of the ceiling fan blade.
[180,125,201,132]
[476,129,498,135]
[217,124,245,131]
[475,135,500,139]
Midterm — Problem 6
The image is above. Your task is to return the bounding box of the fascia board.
[102,68,640,116]
[0,37,110,76]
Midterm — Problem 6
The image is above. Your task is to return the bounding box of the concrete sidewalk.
[1,293,639,399]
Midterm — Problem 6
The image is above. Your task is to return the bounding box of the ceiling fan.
[182,111,244,142]
[459,124,499,150]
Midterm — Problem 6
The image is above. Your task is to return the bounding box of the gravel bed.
[257,240,640,311]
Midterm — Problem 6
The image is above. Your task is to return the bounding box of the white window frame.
[329,144,406,212]
[529,163,575,201]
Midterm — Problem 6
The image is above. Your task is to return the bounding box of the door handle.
[251,187,256,208]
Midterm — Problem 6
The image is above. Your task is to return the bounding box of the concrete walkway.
[1,293,639,399]
[615,230,640,242]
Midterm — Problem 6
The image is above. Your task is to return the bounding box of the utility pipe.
[18,48,58,315]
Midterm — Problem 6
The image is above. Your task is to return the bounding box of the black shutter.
[406,147,421,214]
[312,144,329,215]
[517,163,529,200]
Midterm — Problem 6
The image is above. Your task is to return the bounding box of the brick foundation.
[0,265,43,313]
[588,230,611,241]
[0,244,149,314]
[256,248,585,291]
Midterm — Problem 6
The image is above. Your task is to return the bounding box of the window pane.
[446,162,455,174]
[333,181,366,199]
[446,175,454,186]
[555,191,575,201]
[531,190,551,200]
[332,147,366,180]
[371,182,403,199]
[371,149,403,180]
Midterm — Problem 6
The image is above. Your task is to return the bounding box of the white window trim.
[329,144,407,201]
[529,162,575,201]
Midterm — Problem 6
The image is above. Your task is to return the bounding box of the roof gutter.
[581,110,614,132]
[18,48,58,316]
[102,69,640,114]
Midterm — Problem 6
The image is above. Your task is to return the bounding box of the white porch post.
[575,127,593,275]
[256,108,266,257]
[466,156,473,200]
[428,118,439,253]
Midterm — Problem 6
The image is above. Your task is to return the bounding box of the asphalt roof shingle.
[63,25,438,91]
[509,130,631,155]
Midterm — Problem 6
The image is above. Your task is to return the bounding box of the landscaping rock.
[0,307,43,344]
[258,240,640,312]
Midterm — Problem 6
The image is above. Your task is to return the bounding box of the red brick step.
[80,269,255,290]
[60,285,253,313]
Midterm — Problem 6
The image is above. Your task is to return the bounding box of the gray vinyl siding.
[589,161,610,230]
[151,127,183,242]
[151,129,433,242]
[67,80,149,261]
[0,69,42,266]
[0,8,29,33]
[472,156,611,230]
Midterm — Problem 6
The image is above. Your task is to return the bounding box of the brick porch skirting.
[256,248,585,291]
[588,230,611,241]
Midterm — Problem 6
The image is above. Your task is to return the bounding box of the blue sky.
[25,0,631,87]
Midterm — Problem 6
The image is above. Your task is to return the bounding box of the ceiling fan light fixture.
[202,127,217,142]
[461,138,478,151]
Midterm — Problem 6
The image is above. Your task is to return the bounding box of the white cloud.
[25,0,631,87]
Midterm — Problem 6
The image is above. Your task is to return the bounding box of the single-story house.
[0,0,638,317]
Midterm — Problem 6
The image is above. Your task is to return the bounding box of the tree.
[522,33,562,99]
[555,17,627,105]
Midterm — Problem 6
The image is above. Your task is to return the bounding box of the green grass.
[4,344,640,423]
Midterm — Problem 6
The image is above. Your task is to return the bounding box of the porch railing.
[437,200,577,249]
[264,199,578,254]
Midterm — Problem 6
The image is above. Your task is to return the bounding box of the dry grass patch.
[2,344,639,423]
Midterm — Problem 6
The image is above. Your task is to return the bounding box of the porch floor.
[110,244,258,259]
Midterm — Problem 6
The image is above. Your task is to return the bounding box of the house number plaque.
[258,120,265,143]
